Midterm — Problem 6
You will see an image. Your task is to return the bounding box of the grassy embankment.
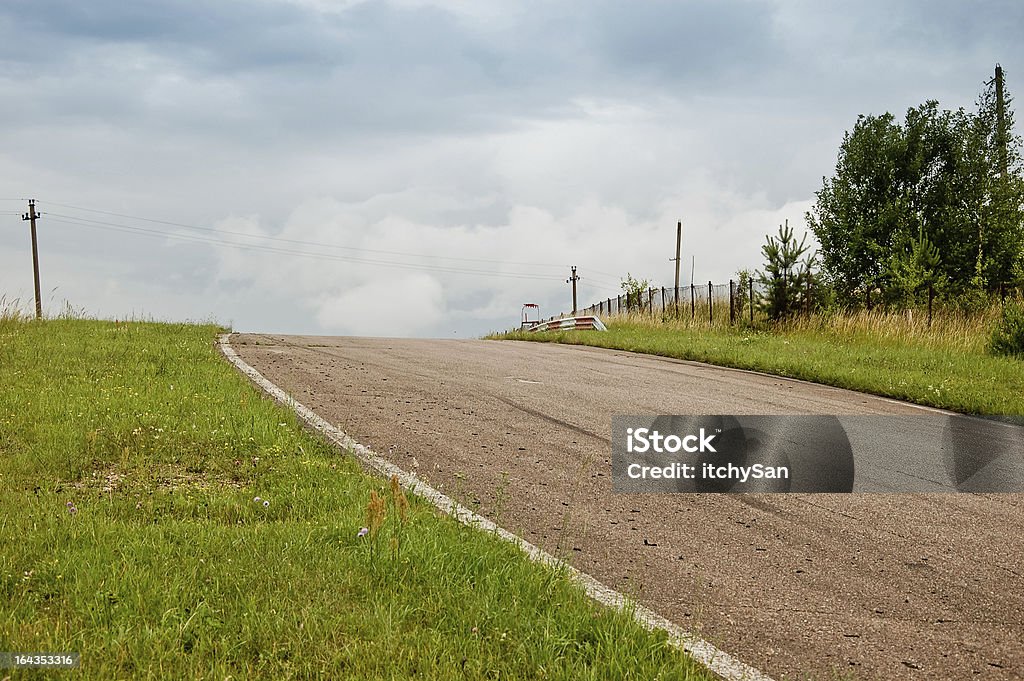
[494,307,1024,416]
[0,316,712,680]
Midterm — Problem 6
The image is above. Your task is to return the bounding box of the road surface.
[231,334,1024,680]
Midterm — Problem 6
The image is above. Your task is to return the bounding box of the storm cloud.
[1,1,1020,335]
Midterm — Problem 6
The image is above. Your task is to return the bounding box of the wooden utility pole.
[22,199,42,319]
[995,64,1009,180]
[567,265,579,315]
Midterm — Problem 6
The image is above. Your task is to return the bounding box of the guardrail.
[526,315,607,332]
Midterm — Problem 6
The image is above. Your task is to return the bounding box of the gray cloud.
[1,0,1022,335]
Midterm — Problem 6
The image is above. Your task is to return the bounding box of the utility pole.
[21,199,42,320]
[995,64,1009,179]
[976,63,1008,283]
[670,220,682,311]
[567,265,580,315]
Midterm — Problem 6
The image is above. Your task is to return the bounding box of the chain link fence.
[562,280,1023,328]
[574,281,768,326]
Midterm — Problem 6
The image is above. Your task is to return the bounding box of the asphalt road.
[231,334,1024,681]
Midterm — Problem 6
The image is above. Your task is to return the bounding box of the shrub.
[620,273,649,313]
[989,299,1024,357]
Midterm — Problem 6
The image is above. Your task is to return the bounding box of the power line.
[41,200,576,271]
[46,214,559,279]
[576,270,621,286]
[30,198,627,295]
[45,213,624,294]
[44,215,567,282]
[40,200,629,286]
[44,214,553,280]
[579,266,623,281]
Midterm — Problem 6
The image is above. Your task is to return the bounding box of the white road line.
[219,333,776,681]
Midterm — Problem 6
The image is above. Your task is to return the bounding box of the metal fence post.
[729,279,735,325]
[749,278,754,325]
[708,281,713,325]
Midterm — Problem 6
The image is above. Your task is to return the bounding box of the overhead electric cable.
[45,215,570,282]
[38,199,626,293]
[42,201,577,270]
[42,201,630,287]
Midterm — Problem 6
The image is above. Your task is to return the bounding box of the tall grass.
[0,318,712,680]
[782,306,1001,353]
[625,304,1001,353]
[0,295,28,322]
[495,303,1024,416]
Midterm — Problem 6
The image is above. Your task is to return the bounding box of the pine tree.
[757,220,816,320]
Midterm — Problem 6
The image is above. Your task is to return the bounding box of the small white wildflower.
[263,500,270,507]
[254,496,262,503]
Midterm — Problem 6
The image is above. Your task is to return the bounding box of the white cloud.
[0,0,1019,336]
[314,273,445,336]
[177,180,815,336]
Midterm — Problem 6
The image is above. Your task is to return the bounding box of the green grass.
[0,318,711,680]
[493,308,1024,416]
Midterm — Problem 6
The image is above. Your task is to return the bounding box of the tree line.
[758,65,1024,317]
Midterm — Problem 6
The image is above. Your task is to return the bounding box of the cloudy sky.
[1,1,1021,336]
